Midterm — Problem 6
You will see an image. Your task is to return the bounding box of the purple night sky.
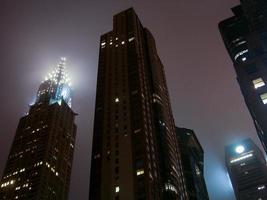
[0,1,263,199]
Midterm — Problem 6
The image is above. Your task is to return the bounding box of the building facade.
[89,8,188,200]
[225,138,267,200]
[0,58,77,200]
[219,1,267,153]
[176,127,209,200]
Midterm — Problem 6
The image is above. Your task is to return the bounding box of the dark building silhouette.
[176,127,209,200]
[0,58,77,200]
[225,138,267,200]
[219,1,267,153]
[89,8,188,200]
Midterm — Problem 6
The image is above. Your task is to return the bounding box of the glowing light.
[235,145,245,154]
[253,78,265,89]
[230,153,253,163]
[37,57,72,107]
[165,183,177,194]
[260,93,267,104]
[129,37,134,42]
[115,186,120,193]
[234,49,248,60]
[136,169,144,176]
[258,185,265,190]
[115,97,119,103]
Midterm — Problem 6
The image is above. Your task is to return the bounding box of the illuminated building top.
[36,57,72,107]
[225,138,267,199]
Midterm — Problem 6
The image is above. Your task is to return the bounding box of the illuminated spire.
[37,57,72,107]
[44,57,72,87]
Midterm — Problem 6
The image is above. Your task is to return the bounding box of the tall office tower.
[0,58,77,200]
[176,127,209,200]
[89,8,188,200]
[219,1,267,153]
[225,138,267,200]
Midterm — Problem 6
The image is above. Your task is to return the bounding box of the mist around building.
[1,1,267,200]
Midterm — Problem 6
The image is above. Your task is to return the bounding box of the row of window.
[101,37,135,48]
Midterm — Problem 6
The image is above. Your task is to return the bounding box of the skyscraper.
[176,127,209,200]
[219,1,267,153]
[0,58,77,200]
[89,8,188,200]
[225,138,267,200]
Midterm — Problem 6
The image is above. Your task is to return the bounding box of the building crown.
[36,57,72,107]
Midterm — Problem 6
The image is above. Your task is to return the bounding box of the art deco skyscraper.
[0,58,77,200]
[219,1,267,153]
[176,127,209,200]
[89,8,188,200]
[225,138,267,200]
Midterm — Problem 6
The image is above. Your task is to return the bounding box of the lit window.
[110,42,113,45]
[129,37,134,42]
[101,42,106,46]
[115,98,119,103]
[258,185,265,190]
[195,165,201,175]
[234,49,248,60]
[20,168,25,173]
[260,93,267,104]
[253,78,265,89]
[136,169,144,176]
[242,57,247,61]
[121,41,125,45]
[115,186,120,193]
[165,183,178,194]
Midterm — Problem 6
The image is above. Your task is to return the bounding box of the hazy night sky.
[0,1,264,200]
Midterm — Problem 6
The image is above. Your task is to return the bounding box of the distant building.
[0,58,77,199]
[219,1,267,153]
[225,138,267,200]
[89,8,188,200]
[176,127,209,200]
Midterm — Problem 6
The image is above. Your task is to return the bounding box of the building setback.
[225,138,267,200]
[89,8,188,200]
[0,58,77,200]
[219,1,267,153]
[176,127,209,200]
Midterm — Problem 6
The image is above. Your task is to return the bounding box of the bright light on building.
[234,49,248,60]
[235,145,245,154]
[253,78,265,89]
[115,97,119,103]
[115,186,120,193]
[258,185,265,190]
[165,183,178,194]
[230,153,253,163]
[260,93,267,104]
[136,169,144,176]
